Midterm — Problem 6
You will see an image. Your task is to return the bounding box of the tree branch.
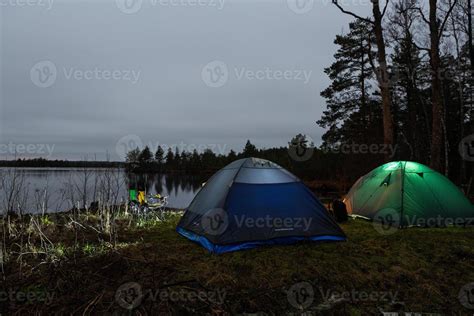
[381,0,390,19]
[332,0,374,24]
[412,41,431,53]
[438,0,459,41]
[412,6,431,25]
[367,36,379,80]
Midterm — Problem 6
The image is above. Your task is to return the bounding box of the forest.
[119,3,472,195]
[123,0,473,191]
[319,0,473,185]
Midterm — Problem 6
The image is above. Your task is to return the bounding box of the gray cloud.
[0,0,371,160]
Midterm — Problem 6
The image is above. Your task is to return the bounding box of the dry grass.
[1,213,474,315]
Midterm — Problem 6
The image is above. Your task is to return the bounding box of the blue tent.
[177,158,346,254]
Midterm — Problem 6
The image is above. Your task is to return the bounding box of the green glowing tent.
[344,161,474,227]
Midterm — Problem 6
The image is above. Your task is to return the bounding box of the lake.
[0,168,204,214]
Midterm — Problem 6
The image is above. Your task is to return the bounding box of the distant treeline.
[125,138,385,189]
[0,158,124,169]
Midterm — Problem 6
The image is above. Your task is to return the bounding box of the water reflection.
[0,168,204,214]
[126,173,203,202]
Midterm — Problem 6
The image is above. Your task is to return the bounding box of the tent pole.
[400,162,407,228]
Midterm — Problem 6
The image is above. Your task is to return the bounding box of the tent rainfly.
[177,157,346,253]
[344,161,474,227]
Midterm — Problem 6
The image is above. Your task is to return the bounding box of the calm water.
[0,168,204,214]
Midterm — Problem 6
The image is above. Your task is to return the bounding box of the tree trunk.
[468,0,473,124]
[361,35,367,131]
[469,0,473,77]
[372,0,394,161]
[429,0,445,173]
[404,18,418,160]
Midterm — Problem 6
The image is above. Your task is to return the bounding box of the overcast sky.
[0,0,371,161]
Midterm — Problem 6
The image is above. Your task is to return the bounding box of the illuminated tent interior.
[344,161,474,227]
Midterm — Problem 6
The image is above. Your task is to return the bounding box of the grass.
[1,213,474,315]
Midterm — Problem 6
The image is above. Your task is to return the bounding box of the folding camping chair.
[129,189,168,219]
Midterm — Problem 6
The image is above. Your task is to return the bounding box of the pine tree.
[174,147,181,170]
[318,20,382,148]
[126,147,141,164]
[333,1,395,161]
[243,140,257,157]
[201,149,217,170]
[180,150,191,171]
[190,149,201,171]
[227,149,237,162]
[138,146,152,163]
[165,148,174,169]
[155,146,165,165]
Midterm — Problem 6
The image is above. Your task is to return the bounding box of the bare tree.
[468,0,474,94]
[0,168,30,216]
[388,0,432,162]
[447,0,471,180]
[429,0,445,172]
[462,0,473,132]
[34,175,51,216]
[408,0,458,172]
